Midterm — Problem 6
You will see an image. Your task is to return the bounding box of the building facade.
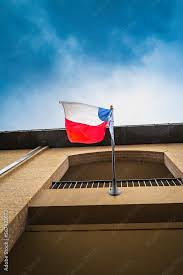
[0,124,183,274]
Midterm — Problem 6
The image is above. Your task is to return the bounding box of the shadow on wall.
[62,160,173,181]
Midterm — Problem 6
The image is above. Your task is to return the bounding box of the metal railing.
[51,178,183,189]
[0,146,46,176]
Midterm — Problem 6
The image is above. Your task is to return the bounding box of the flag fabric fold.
[61,101,111,144]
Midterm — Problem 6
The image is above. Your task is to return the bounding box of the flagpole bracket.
[108,185,121,196]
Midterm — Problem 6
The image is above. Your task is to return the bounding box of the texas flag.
[61,101,112,144]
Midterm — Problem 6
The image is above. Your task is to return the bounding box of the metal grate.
[51,178,183,189]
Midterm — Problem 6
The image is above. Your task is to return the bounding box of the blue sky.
[0,0,183,130]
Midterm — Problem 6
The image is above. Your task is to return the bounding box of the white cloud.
[1,37,183,131]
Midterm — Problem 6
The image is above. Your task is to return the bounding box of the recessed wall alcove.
[62,150,173,181]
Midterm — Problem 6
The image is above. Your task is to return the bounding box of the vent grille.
[51,178,182,189]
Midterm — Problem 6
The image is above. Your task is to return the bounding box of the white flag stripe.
[109,117,114,143]
[61,101,102,126]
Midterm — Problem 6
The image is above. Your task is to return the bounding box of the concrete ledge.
[30,186,183,207]
[29,185,183,225]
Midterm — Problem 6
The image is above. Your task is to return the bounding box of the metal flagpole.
[108,105,121,196]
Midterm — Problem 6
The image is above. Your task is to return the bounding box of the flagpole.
[108,105,121,196]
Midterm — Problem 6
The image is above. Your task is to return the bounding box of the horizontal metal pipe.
[0,146,45,176]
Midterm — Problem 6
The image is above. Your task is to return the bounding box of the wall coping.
[0,123,183,149]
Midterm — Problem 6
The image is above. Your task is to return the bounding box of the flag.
[109,115,114,144]
[61,101,111,144]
